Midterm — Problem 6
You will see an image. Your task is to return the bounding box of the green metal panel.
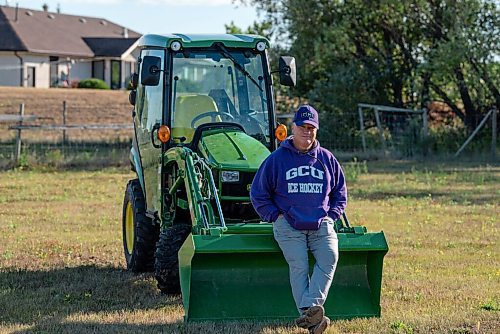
[129,147,145,193]
[137,33,270,50]
[178,230,388,321]
[199,130,271,170]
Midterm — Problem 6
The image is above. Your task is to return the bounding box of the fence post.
[374,107,387,153]
[62,100,67,144]
[14,103,25,165]
[454,108,494,158]
[492,107,497,160]
[422,108,429,156]
[422,108,428,138]
[358,106,367,152]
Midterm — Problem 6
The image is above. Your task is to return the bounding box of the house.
[0,4,141,89]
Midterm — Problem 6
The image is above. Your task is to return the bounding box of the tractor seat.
[171,94,221,143]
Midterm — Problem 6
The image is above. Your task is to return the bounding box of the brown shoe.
[295,305,324,329]
[308,316,330,334]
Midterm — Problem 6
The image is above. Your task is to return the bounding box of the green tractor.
[122,33,388,321]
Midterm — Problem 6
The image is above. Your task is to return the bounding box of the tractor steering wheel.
[190,111,234,128]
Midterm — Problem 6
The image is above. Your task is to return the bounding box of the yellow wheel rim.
[125,201,134,254]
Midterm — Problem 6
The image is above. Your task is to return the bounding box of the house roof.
[0,5,141,57]
[83,38,139,57]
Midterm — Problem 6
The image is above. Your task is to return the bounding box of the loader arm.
[163,146,226,235]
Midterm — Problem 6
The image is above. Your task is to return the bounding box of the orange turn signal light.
[157,125,171,143]
[275,124,288,142]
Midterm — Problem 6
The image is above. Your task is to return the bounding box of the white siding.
[23,54,50,88]
[0,51,138,89]
[0,53,51,88]
[0,53,22,86]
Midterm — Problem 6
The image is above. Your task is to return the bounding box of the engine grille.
[219,171,255,197]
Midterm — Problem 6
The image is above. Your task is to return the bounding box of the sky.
[4,0,260,35]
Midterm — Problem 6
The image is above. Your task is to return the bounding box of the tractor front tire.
[122,179,159,272]
[155,224,192,294]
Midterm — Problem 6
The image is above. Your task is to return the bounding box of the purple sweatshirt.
[250,138,347,230]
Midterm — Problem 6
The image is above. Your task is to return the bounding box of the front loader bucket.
[178,225,388,321]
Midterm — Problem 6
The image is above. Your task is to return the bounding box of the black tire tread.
[154,224,192,294]
[122,179,159,272]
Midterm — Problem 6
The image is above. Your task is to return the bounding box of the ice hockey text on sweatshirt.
[250,138,347,230]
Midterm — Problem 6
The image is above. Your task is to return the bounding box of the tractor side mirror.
[278,56,296,87]
[130,73,139,90]
[141,56,161,86]
[129,90,136,106]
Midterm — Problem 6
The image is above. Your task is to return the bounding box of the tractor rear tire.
[154,224,192,294]
[122,179,159,272]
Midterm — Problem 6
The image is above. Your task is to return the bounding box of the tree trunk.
[470,59,500,112]
[420,72,431,109]
[454,65,478,130]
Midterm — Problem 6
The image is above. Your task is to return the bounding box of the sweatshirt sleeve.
[250,155,281,222]
[327,157,347,221]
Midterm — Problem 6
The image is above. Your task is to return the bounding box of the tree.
[225,19,274,40]
[225,17,296,114]
[238,0,499,131]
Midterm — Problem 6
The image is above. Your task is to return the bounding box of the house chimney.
[56,3,60,13]
[14,2,18,21]
[42,3,48,12]
[123,27,129,38]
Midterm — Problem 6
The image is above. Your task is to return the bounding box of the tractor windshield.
[170,49,270,147]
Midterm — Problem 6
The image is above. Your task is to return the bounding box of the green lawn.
[0,162,498,334]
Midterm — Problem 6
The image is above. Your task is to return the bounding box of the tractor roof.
[137,33,270,49]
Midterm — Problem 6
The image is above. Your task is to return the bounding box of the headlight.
[221,171,239,182]
[256,41,266,51]
[170,41,182,51]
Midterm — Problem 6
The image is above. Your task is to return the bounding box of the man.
[250,105,347,334]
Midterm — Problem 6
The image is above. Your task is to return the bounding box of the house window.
[50,63,59,87]
[111,60,121,89]
[92,60,104,80]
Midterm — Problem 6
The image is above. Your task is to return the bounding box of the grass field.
[0,161,498,334]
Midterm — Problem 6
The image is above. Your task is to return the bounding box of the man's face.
[292,123,317,152]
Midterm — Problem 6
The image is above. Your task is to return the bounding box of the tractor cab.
[169,47,272,147]
[130,35,293,151]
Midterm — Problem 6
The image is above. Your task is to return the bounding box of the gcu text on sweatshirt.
[250,138,347,230]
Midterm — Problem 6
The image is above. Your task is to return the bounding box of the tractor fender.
[129,147,145,194]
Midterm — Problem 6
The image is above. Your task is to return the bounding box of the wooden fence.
[1,103,132,165]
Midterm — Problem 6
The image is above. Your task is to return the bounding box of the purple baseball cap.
[293,105,319,129]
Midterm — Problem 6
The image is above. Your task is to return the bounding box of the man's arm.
[327,157,347,221]
[250,157,281,222]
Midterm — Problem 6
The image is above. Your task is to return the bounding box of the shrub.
[343,158,368,182]
[78,78,110,90]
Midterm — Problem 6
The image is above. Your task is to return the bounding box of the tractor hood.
[198,129,270,170]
